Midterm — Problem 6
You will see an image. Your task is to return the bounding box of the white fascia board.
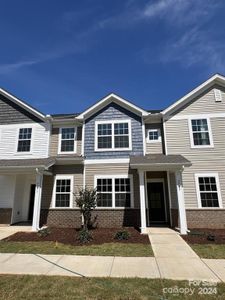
[76,93,149,120]
[0,88,46,121]
[162,74,225,117]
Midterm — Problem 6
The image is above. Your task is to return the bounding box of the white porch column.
[175,170,187,235]
[138,170,147,234]
[32,170,43,232]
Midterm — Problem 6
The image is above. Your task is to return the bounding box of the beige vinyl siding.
[165,117,225,208]
[41,165,83,209]
[145,123,163,154]
[50,126,82,156]
[172,85,225,116]
[85,164,140,208]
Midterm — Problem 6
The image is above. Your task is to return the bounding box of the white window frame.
[146,129,161,143]
[58,127,77,154]
[15,126,34,154]
[188,117,214,148]
[52,175,74,208]
[195,173,223,208]
[94,119,132,151]
[94,174,134,208]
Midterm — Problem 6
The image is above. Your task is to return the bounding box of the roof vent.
[214,89,222,102]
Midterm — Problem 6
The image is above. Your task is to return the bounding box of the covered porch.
[130,154,191,235]
[0,158,55,231]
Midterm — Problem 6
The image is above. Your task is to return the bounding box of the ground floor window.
[195,173,222,208]
[53,176,73,208]
[95,175,133,208]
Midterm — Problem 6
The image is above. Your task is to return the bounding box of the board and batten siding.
[165,86,225,209]
[84,102,143,159]
[50,126,82,156]
[85,163,140,208]
[0,122,50,159]
[145,123,163,154]
[41,165,84,209]
[0,175,16,208]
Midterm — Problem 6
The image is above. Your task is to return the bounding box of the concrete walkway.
[148,227,224,282]
[0,227,224,282]
[0,252,224,282]
[0,225,31,240]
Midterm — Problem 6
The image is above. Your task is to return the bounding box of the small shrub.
[78,229,93,243]
[114,230,130,240]
[207,234,215,242]
[37,227,51,238]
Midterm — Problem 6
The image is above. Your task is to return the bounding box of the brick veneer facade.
[0,208,12,224]
[40,209,141,228]
[171,208,225,229]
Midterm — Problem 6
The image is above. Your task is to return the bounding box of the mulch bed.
[182,228,225,244]
[3,227,149,246]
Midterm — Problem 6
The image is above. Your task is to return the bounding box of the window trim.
[58,127,77,154]
[94,119,132,151]
[195,173,223,208]
[188,117,214,148]
[52,175,74,209]
[146,129,161,143]
[16,126,33,154]
[94,174,134,208]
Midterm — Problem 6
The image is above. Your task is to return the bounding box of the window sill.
[94,148,132,152]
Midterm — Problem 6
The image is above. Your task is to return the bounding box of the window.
[147,129,161,142]
[17,128,32,152]
[54,176,73,208]
[95,120,131,151]
[195,174,222,208]
[59,128,76,153]
[97,124,112,149]
[96,175,132,208]
[190,118,213,147]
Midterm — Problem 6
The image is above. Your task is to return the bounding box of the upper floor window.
[17,128,32,152]
[189,118,213,148]
[195,174,222,208]
[59,127,76,153]
[95,120,131,151]
[95,175,133,208]
[147,129,161,143]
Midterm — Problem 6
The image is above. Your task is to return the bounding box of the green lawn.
[0,275,224,300]
[190,244,225,259]
[0,241,153,256]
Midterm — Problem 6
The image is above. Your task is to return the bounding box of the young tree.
[75,187,97,231]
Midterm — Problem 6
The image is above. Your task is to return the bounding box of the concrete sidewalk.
[0,252,224,282]
[0,225,31,240]
[148,227,224,282]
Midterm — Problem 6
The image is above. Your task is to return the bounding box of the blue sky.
[1,0,225,114]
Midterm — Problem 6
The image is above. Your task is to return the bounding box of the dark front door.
[28,184,36,221]
[147,181,166,223]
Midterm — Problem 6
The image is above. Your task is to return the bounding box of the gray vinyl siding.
[145,123,163,154]
[165,115,225,209]
[41,165,83,209]
[50,126,82,156]
[171,84,225,116]
[85,164,140,208]
[84,102,143,159]
[0,93,43,124]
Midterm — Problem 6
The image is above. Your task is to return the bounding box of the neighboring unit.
[0,74,225,234]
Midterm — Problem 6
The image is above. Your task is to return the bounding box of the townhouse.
[0,74,225,234]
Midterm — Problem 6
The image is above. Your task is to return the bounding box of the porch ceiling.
[129,154,191,170]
